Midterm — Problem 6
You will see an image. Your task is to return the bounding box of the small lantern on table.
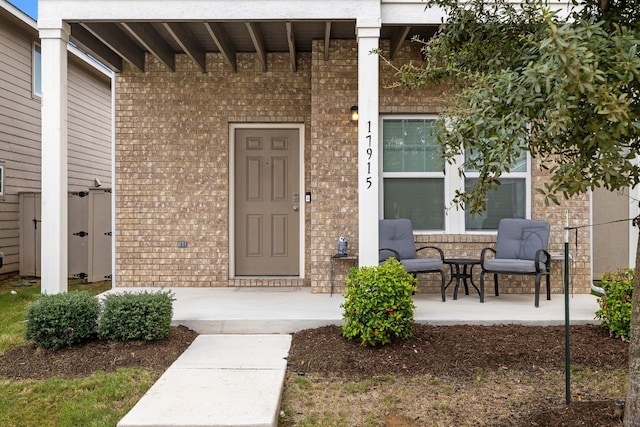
[336,236,348,257]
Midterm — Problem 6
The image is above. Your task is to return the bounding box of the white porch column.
[356,17,381,267]
[39,24,70,294]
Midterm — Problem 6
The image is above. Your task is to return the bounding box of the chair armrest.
[379,248,400,261]
[480,247,496,269]
[535,249,551,272]
[416,245,445,261]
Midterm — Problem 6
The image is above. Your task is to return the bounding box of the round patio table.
[443,258,481,300]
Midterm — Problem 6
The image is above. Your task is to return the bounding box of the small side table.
[443,258,481,300]
[330,255,358,296]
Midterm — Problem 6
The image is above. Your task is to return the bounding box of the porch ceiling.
[68,19,438,73]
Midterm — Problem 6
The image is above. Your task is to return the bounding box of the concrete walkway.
[117,334,291,427]
[110,287,601,427]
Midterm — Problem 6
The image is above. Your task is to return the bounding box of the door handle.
[293,205,299,212]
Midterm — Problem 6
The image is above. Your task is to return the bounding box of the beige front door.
[234,128,300,276]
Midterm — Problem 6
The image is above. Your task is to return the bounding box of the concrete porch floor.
[101,286,601,334]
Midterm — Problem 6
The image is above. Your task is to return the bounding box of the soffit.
[67,19,438,73]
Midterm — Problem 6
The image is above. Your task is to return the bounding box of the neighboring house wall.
[0,10,41,275]
[592,187,637,280]
[67,60,112,191]
[115,38,592,294]
[0,4,112,277]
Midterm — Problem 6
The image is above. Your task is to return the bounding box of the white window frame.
[380,114,531,234]
[0,164,4,197]
[460,156,531,233]
[379,114,448,233]
[33,42,42,97]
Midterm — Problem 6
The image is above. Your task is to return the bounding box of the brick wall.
[308,40,359,292]
[115,38,592,295]
[116,52,311,287]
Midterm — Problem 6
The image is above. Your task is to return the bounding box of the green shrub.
[97,290,175,341]
[25,291,100,350]
[595,268,634,340]
[341,258,417,346]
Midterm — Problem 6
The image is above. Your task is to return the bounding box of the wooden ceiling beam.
[324,21,332,61]
[245,22,267,72]
[120,22,175,72]
[80,22,145,72]
[389,26,411,60]
[69,23,124,72]
[163,22,206,73]
[204,22,237,72]
[285,21,296,72]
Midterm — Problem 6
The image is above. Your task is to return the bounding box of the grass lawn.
[0,368,156,426]
[0,277,156,427]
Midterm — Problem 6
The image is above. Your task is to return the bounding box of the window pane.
[33,44,42,96]
[465,148,527,172]
[464,178,526,230]
[383,119,441,172]
[384,178,445,230]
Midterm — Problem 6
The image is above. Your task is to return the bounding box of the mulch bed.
[286,324,628,377]
[0,325,198,380]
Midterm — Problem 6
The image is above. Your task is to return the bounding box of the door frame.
[229,123,305,279]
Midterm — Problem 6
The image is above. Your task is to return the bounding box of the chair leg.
[439,270,446,302]
[534,274,541,307]
[494,273,499,296]
[479,271,485,303]
[546,273,551,300]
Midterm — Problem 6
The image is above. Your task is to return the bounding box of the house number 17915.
[364,120,373,189]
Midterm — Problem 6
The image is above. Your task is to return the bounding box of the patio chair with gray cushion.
[379,219,447,301]
[479,218,551,307]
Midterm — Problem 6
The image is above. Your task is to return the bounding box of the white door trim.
[229,123,305,279]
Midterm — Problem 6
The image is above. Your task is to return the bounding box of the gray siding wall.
[0,9,112,276]
[68,60,112,191]
[0,17,40,275]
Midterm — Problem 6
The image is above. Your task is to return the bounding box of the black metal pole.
[564,217,571,405]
